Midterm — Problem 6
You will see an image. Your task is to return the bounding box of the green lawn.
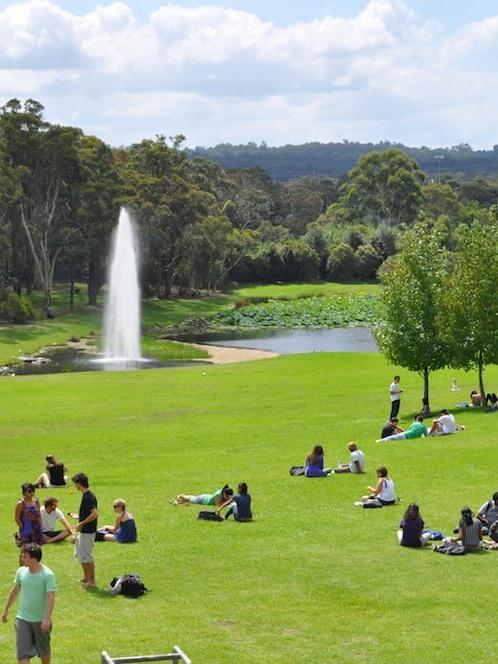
[231,281,379,300]
[0,352,496,663]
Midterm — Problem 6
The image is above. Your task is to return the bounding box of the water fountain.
[102,208,142,367]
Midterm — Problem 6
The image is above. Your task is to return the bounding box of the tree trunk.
[69,268,74,312]
[87,261,102,306]
[478,351,486,406]
[163,270,171,300]
[421,367,431,416]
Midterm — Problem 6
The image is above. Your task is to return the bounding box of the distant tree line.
[187,141,498,181]
[1,99,498,320]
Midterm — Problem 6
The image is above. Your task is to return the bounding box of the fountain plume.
[103,208,142,363]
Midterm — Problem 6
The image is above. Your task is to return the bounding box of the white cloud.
[0,0,497,148]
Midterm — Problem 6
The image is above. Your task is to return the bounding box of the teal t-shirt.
[405,422,426,439]
[15,565,56,622]
[202,489,222,505]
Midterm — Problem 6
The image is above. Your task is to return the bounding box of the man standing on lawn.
[72,472,98,589]
[389,375,403,419]
[2,543,56,664]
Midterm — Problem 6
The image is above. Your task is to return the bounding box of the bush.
[355,244,384,280]
[0,292,35,323]
[326,243,357,281]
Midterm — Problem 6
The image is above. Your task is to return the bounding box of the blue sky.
[0,1,497,148]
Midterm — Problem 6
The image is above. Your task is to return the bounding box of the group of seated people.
[15,455,137,548]
[378,409,461,443]
[398,493,498,551]
[171,482,253,522]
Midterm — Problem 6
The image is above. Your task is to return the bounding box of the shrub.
[326,243,357,281]
[1,292,34,323]
[355,244,384,280]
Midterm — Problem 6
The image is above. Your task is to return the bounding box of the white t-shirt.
[438,414,457,434]
[390,382,401,402]
[41,506,64,532]
[349,449,365,473]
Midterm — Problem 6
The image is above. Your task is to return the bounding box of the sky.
[1,0,498,148]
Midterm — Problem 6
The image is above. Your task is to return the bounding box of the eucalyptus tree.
[0,99,83,309]
[375,220,450,415]
[120,137,215,298]
[340,149,424,226]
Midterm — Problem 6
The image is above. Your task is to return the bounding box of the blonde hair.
[112,499,126,511]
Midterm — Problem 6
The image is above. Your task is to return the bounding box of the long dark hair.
[460,506,473,527]
[403,503,420,520]
[307,445,324,465]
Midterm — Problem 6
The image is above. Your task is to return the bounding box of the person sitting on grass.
[216,482,252,522]
[376,415,426,443]
[356,467,396,508]
[483,519,498,549]
[428,409,459,435]
[97,499,137,543]
[41,497,75,543]
[470,390,482,407]
[380,417,404,439]
[305,445,332,477]
[397,503,431,547]
[334,442,365,474]
[35,455,68,488]
[444,507,482,552]
[172,485,233,506]
[476,491,498,534]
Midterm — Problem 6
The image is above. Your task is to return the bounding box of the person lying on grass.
[444,507,482,552]
[397,503,431,547]
[376,415,426,443]
[216,482,252,522]
[305,445,332,477]
[97,499,137,543]
[380,417,404,439]
[172,485,233,506]
[356,467,396,507]
[334,442,365,474]
[41,497,75,543]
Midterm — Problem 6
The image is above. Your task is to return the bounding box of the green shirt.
[202,489,222,505]
[15,565,56,622]
[405,422,427,439]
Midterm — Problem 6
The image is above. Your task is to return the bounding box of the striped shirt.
[461,518,481,550]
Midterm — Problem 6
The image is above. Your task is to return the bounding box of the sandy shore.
[190,342,278,364]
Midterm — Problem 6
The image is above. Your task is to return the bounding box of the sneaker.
[354,501,364,507]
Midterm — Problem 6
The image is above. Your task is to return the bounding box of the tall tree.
[0,100,83,308]
[340,149,424,226]
[438,214,498,401]
[375,221,450,415]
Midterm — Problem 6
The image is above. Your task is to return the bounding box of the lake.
[183,326,378,354]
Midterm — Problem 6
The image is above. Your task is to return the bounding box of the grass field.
[0,351,497,663]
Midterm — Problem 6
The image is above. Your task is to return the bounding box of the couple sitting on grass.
[305,443,365,477]
[173,483,252,521]
[378,410,462,443]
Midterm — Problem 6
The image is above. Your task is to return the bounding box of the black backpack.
[198,510,223,521]
[110,573,148,597]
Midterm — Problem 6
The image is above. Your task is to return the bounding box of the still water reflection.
[184,326,377,354]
